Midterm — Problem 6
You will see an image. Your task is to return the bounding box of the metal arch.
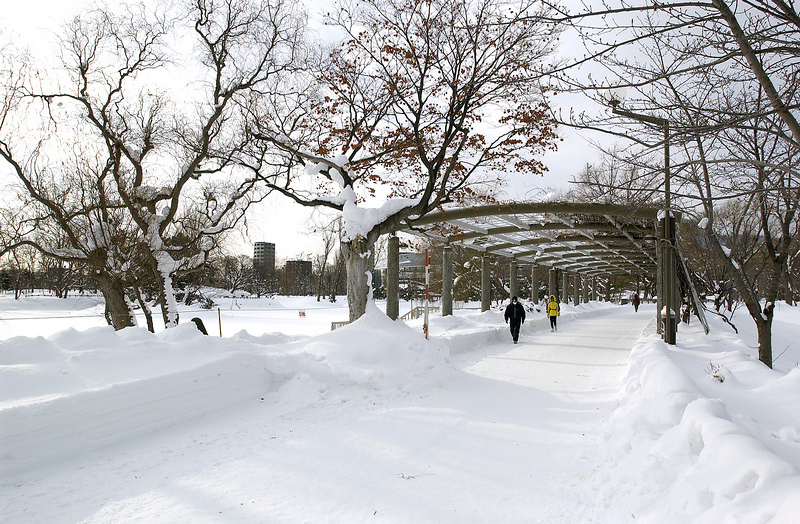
[410,202,663,225]
[404,201,667,277]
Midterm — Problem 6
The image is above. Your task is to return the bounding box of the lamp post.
[609,98,677,345]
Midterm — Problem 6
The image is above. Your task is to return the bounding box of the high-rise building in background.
[253,242,275,273]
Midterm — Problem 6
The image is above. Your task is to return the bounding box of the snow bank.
[1,296,617,479]
[0,324,284,476]
[1,352,275,476]
[597,317,800,522]
[0,302,453,477]
[276,302,451,405]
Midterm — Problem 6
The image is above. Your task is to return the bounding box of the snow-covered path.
[437,308,650,522]
[2,307,650,523]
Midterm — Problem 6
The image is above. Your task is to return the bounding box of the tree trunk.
[94,273,136,330]
[343,235,376,322]
[783,269,795,306]
[316,267,325,302]
[154,268,180,328]
[134,286,155,333]
[706,228,778,367]
[758,304,774,368]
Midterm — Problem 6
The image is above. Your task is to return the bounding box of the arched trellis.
[385,201,685,344]
[406,202,662,276]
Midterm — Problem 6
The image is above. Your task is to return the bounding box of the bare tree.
[308,215,341,302]
[0,138,143,328]
[326,247,347,302]
[1,0,306,328]
[215,254,254,295]
[556,0,800,367]
[568,149,661,207]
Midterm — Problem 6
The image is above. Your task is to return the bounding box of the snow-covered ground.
[1,293,799,523]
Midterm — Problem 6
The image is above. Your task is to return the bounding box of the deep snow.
[1,294,800,523]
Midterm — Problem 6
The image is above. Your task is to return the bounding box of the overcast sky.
[1,0,606,260]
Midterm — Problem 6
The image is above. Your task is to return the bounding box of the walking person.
[632,292,640,312]
[504,296,526,344]
[547,295,560,332]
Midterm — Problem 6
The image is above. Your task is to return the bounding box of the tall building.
[253,242,275,273]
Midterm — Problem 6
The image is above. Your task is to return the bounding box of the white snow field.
[2,294,800,523]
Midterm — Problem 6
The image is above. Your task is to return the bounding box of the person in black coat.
[504,296,526,344]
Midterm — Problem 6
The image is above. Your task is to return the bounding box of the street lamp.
[608,96,677,345]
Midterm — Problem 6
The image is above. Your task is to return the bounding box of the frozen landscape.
[2,293,800,523]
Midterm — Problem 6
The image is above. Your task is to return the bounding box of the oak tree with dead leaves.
[248,0,561,320]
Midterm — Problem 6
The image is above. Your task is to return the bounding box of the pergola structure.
[383,201,681,343]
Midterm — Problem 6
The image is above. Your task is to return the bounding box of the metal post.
[442,245,453,316]
[424,249,430,339]
[611,101,676,344]
[562,271,569,304]
[548,268,557,300]
[530,264,539,305]
[387,235,400,320]
[481,255,491,312]
[592,277,597,301]
[657,215,679,344]
[663,120,676,345]
[656,218,663,334]
[664,213,677,345]
[509,261,518,299]
[574,273,581,305]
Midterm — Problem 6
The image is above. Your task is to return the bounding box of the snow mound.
[0,324,282,476]
[0,303,453,477]
[279,302,451,404]
[598,332,800,522]
[1,352,275,476]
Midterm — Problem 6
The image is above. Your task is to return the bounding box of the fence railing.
[400,305,441,321]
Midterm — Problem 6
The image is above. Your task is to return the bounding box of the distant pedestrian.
[504,296,526,344]
[547,295,560,332]
[632,293,640,312]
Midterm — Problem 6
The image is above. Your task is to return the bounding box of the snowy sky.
[1,0,607,260]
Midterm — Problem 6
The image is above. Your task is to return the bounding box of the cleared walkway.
[420,306,652,522]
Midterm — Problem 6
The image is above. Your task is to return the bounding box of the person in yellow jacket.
[547,295,560,332]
